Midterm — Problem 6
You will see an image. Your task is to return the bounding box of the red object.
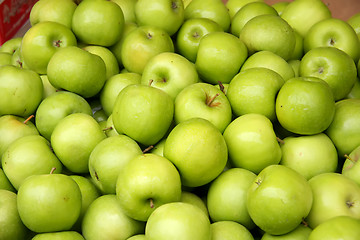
[0,0,38,45]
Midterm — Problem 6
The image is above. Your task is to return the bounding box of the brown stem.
[344,154,355,163]
[23,115,34,124]
[218,81,225,94]
[50,167,56,174]
[149,198,154,208]
[149,79,154,86]
[102,126,113,132]
[206,93,220,107]
[276,137,285,145]
[143,145,154,153]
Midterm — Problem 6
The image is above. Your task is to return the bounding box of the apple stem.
[17,60,23,68]
[143,145,154,153]
[346,200,354,208]
[276,137,285,145]
[147,33,152,39]
[218,81,226,94]
[53,40,62,48]
[206,93,220,107]
[149,79,154,86]
[102,126,113,132]
[344,154,355,163]
[23,115,34,124]
[50,167,56,174]
[149,198,155,208]
[301,218,309,227]
[94,171,99,181]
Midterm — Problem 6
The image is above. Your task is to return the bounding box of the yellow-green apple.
[0,65,43,117]
[280,0,331,38]
[0,52,12,66]
[30,0,77,28]
[0,37,22,54]
[127,235,146,240]
[271,1,289,15]
[103,114,121,137]
[111,0,137,23]
[11,48,28,69]
[31,231,85,240]
[81,195,145,240]
[305,172,360,229]
[180,191,208,217]
[184,0,231,31]
[347,78,360,99]
[47,46,107,98]
[116,153,182,221]
[17,173,82,233]
[240,50,295,81]
[226,0,264,19]
[135,0,184,36]
[223,113,282,174]
[163,118,228,187]
[2,135,63,190]
[35,91,93,140]
[21,21,77,74]
[342,145,360,186]
[275,77,335,135]
[211,221,254,240]
[279,133,338,180]
[0,190,28,239]
[0,168,15,192]
[288,59,301,77]
[72,0,124,46]
[247,165,313,235]
[0,114,39,159]
[230,2,278,37]
[299,46,357,101]
[50,113,107,173]
[88,135,143,194]
[261,224,312,240]
[120,25,174,74]
[240,14,296,61]
[82,45,120,80]
[207,168,257,229]
[196,31,248,84]
[308,216,360,240]
[141,52,199,100]
[176,18,223,63]
[304,18,360,62]
[174,82,232,133]
[289,30,304,60]
[150,138,166,157]
[227,67,284,122]
[348,12,360,41]
[40,75,58,99]
[112,84,174,146]
[145,202,211,240]
[326,98,360,157]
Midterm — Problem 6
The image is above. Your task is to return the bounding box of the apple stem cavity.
[53,40,62,48]
[301,218,309,227]
[206,93,220,107]
[346,200,355,208]
[149,79,154,86]
[23,115,34,124]
[171,1,178,10]
[329,37,335,46]
[143,145,154,153]
[149,198,155,208]
[147,33,153,39]
[50,167,56,174]
[276,137,285,145]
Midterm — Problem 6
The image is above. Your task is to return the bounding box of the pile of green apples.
[1,0,360,239]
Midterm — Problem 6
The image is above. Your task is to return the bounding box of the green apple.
[112,84,174,147]
[0,114,39,159]
[306,172,360,229]
[174,82,232,133]
[261,223,312,240]
[280,133,338,180]
[304,18,360,62]
[271,1,289,15]
[21,21,77,74]
[0,189,28,239]
[127,235,146,240]
[196,31,248,84]
[176,18,223,63]
[223,113,282,174]
[225,0,265,19]
[0,168,15,192]
[308,216,360,240]
[11,47,28,69]
[0,65,43,117]
[31,231,85,240]
[180,191,208,217]
[116,153,182,221]
[135,0,184,36]
[47,46,107,98]
[150,138,166,156]
[35,91,93,140]
[109,22,138,67]
[347,77,360,99]
[227,67,284,121]
[121,25,174,74]
[17,173,82,233]
[164,118,228,187]
[30,0,77,28]
[247,165,313,235]
[0,52,12,66]
[240,50,295,81]
[141,52,199,100]
[89,135,143,194]
[72,0,124,46]
[0,37,22,54]
[207,168,257,229]
[299,46,357,101]
[326,98,360,157]
[82,194,145,240]
[40,75,58,99]
[280,0,331,38]
[100,72,141,116]
[2,135,63,190]
[275,77,335,135]
[111,0,137,23]
[211,221,254,240]
[70,175,101,231]
[103,114,121,137]
[83,45,120,80]
[240,14,296,61]
[145,202,211,240]
[230,1,278,37]
[289,30,304,60]
[185,0,231,31]
[51,113,107,173]
[342,145,360,185]
[288,59,301,77]
[348,12,360,41]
